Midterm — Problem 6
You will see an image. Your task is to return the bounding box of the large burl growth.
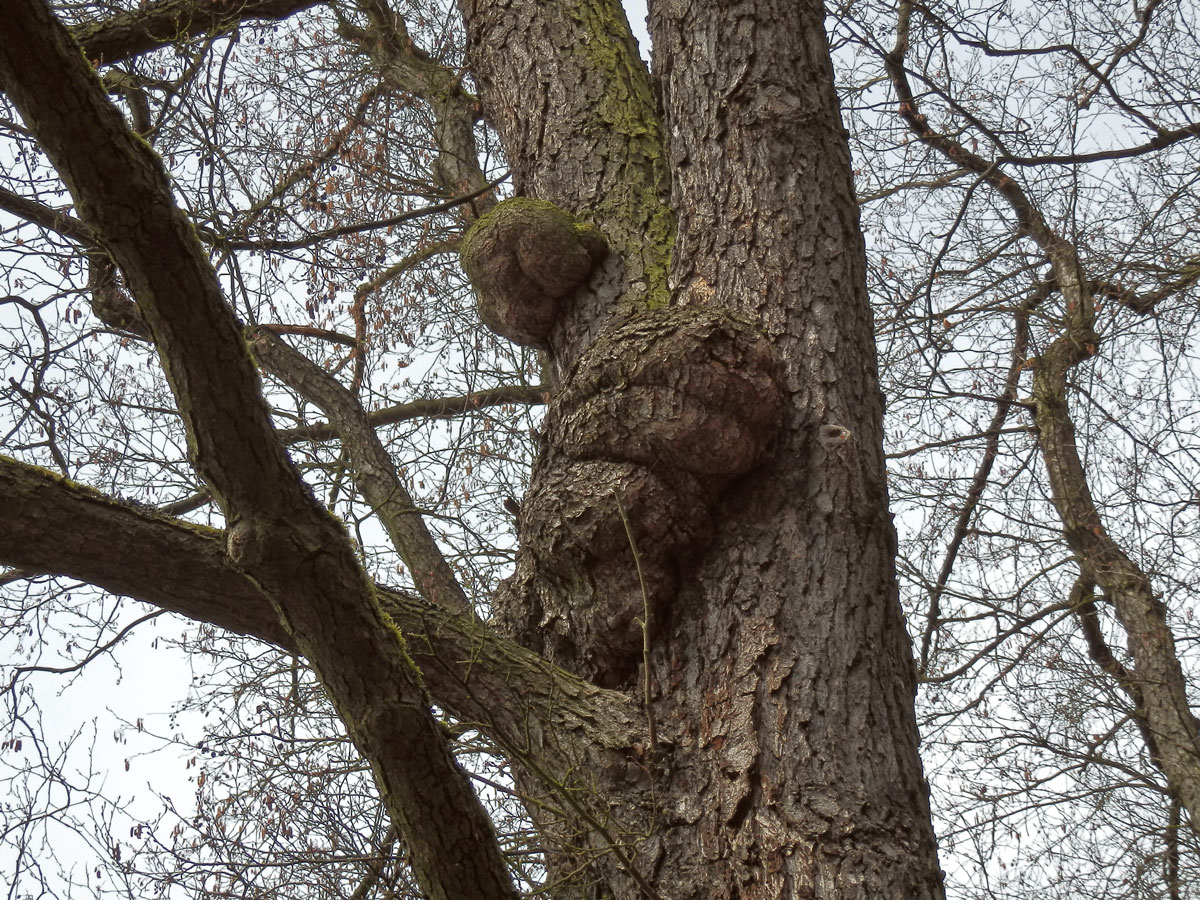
[461,198,783,685]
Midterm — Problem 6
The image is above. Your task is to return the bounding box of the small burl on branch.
[459,198,607,347]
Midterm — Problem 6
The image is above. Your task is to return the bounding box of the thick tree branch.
[0,185,96,246]
[344,0,495,211]
[459,0,674,347]
[1070,576,1164,769]
[889,0,1200,829]
[0,453,645,821]
[72,0,321,65]
[1032,326,1200,825]
[0,6,517,898]
[0,454,289,646]
[1093,258,1200,316]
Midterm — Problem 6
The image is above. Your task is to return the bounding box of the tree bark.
[72,0,320,64]
[1,0,949,896]
[0,5,517,898]
[456,0,946,896]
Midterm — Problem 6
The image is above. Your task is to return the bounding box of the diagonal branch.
[215,177,504,251]
[1032,320,1200,825]
[0,6,517,898]
[0,185,97,246]
[72,0,321,65]
[249,325,471,613]
[0,454,289,646]
[280,383,548,443]
[1070,576,1164,768]
[917,289,1037,675]
[342,0,495,210]
[0,453,645,827]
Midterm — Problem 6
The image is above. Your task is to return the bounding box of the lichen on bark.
[459,197,608,347]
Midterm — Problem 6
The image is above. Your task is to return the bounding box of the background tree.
[832,0,1200,894]
[1,0,1198,898]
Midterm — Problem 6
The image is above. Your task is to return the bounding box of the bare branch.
[249,325,472,613]
[281,383,548,444]
[0,452,645,819]
[0,5,519,896]
[72,0,321,65]
[215,176,505,251]
[344,0,496,209]
[0,185,96,246]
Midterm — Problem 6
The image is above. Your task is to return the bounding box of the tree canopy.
[1,0,1199,898]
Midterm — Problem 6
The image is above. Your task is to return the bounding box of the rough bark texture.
[1033,338,1200,825]
[503,307,784,685]
[648,1,942,894]
[0,453,646,811]
[459,198,609,347]
[460,0,674,375]
[458,0,946,896]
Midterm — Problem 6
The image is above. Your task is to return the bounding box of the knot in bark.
[459,198,608,347]
[551,307,783,477]
[518,460,710,684]
[501,308,784,686]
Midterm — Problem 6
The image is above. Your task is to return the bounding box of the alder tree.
[1,0,1198,898]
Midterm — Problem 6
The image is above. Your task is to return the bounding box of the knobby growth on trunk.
[0,0,943,896]
[4,0,1200,897]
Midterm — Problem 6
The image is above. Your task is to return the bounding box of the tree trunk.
[459,0,946,896]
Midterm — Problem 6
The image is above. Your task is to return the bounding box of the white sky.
[624,0,651,58]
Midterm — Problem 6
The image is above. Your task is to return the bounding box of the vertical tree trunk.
[459,0,946,896]
[644,1,944,896]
